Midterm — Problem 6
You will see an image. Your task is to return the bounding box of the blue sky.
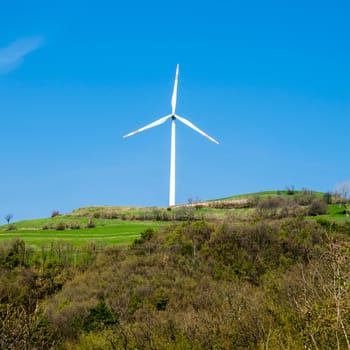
[0,0,349,221]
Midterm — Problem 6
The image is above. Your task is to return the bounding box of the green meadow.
[0,217,164,248]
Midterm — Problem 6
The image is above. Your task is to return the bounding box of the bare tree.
[4,214,13,224]
[335,181,350,200]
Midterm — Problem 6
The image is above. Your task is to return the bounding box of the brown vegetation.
[1,191,350,349]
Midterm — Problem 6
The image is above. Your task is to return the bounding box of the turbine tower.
[123,64,219,206]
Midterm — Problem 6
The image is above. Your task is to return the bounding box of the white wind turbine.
[123,64,219,206]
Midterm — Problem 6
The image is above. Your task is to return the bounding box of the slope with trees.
[1,190,350,349]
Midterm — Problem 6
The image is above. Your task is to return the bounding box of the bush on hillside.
[56,222,66,231]
[51,210,61,218]
[72,300,118,332]
[296,189,318,205]
[257,196,283,218]
[134,228,156,245]
[69,221,81,230]
[286,185,295,195]
[307,199,328,216]
[85,218,95,228]
[323,192,332,204]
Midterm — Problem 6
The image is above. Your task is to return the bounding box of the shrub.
[286,185,295,195]
[297,189,317,205]
[257,196,282,217]
[173,207,195,221]
[6,225,17,231]
[308,199,328,216]
[0,239,27,268]
[56,222,66,231]
[85,218,95,229]
[69,221,81,230]
[43,223,55,230]
[134,228,156,245]
[323,192,332,204]
[72,300,118,332]
[51,210,61,218]
[153,289,169,311]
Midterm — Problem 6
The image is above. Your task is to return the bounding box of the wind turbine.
[123,64,219,206]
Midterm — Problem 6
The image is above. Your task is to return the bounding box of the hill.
[0,189,347,250]
[1,201,350,348]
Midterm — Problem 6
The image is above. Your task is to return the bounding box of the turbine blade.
[123,114,172,138]
[175,115,219,144]
[171,64,179,115]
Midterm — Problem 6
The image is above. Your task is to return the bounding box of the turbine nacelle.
[123,64,219,206]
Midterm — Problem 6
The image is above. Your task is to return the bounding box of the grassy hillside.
[0,189,348,250]
[0,217,164,248]
[0,189,350,349]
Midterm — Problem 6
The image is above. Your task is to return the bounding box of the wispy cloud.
[0,37,43,74]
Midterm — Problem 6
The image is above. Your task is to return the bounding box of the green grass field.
[0,217,164,249]
[309,204,348,222]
